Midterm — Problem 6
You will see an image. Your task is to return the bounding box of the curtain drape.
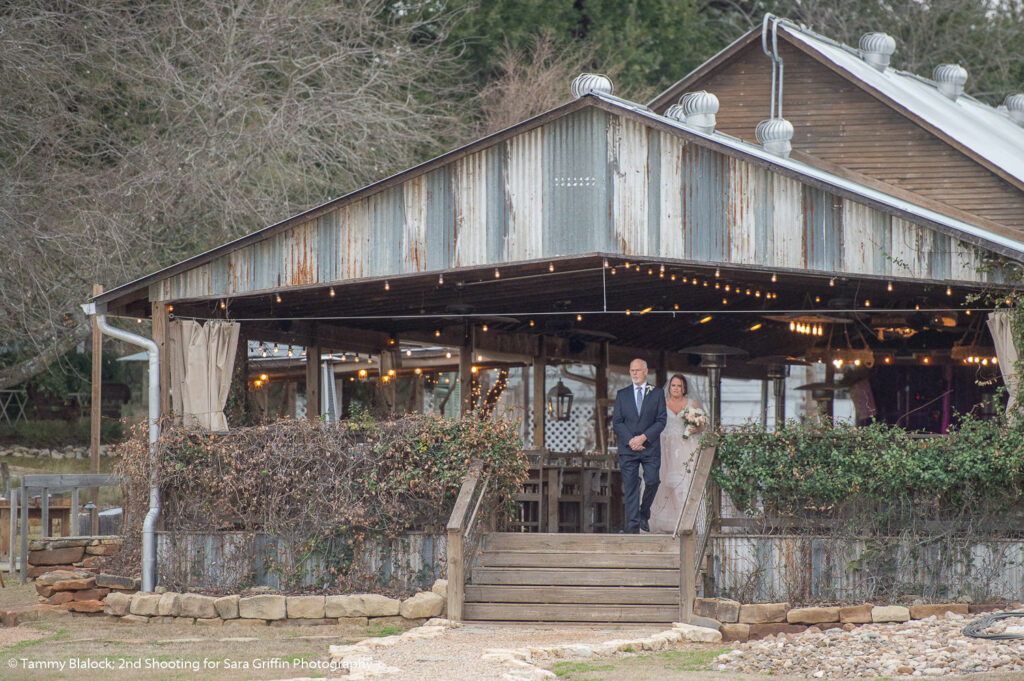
[168,320,241,432]
[987,310,1019,413]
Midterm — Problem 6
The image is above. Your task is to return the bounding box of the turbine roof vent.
[858,32,896,72]
[756,118,794,158]
[1004,93,1024,127]
[571,73,614,98]
[679,91,719,134]
[933,64,968,101]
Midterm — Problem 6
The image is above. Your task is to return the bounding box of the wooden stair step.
[479,551,679,569]
[484,532,678,553]
[463,602,679,623]
[465,585,679,605]
[470,567,678,587]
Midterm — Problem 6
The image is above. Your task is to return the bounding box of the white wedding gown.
[647,402,702,534]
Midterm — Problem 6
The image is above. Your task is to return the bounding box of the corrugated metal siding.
[711,535,1024,602]
[610,115,650,254]
[152,108,996,302]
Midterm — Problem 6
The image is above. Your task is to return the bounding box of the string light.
[220,300,227,310]
[259,373,269,382]
[603,258,609,268]
[681,277,688,284]
[815,296,821,303]
[414,368,422,375]
[438,273,444,285]
[287,348,293,357]
[610,267,617,275]
[749,323,762,331]
[445,351,452,359]
[865,300,871,307]
[715,268,721,278]
[771,273,777,283]
[301,349,307,357]
[648,268,653,275]
[275,293,282,303]
[388,369,396,376]
[755,290,761,297]
[625,309,631,316]
[406,349,412,357]
[166,305,173,312]
[435,329,441,337]
[471,366,478,373]
[136,318,142,324]
[481,324,488,332]
[261,348,268,358]
[329,287,335,297]
[947,286,953,296]
[384,280,390,291]
[359,369,367,377]
[659,264,665,277]
[721,298,728,305]
[725,284,731,292]
[494,268,500,279]
[273,344,279,354]
[624,261,630,268]
[887,282,893,292]
[548,263,554,272]
[829,278,835,287]
[576,314,583,321]
[699,316,713,324]
[529,320,535,327]
[674,304,679,310]
[670,274,676,281]
[640,307,653,314]
[715,281,720,289]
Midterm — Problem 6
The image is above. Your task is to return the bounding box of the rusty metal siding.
[424,168,454,270]
[610,115,650,254]
[772,174,805,269]
[950,242,981,282]
[486,145,507,262]
[506,126,544,261]
[804,188,843,272]
[658,133,686,259]
[283,219,318,287]
[543,107,610,256]
[454,150,488,267]
[683,145,728,262]
[317,210,340,284]
[711,535,1024,602]
[728,157,760,266]
[646,128,661,254]
[370,187,404,275]
[931,233,952,280]
[891,217,933,279]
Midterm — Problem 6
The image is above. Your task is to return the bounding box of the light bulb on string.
[610,267,617,275]
[947,286,952,296]
[829,278,835,287]
[384,280,390,291]
[887,282,893,292]
[576,314,582,321]
[715,268,720,278]
[494,268,500,279]
[329,287,335,297]
[771,273,777,283]
[670,274,676,281]
[438,273,444,285]
[548,262,554,272]
[275,293,282,303]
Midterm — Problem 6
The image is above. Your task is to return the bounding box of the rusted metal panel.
[425,167,454,270]
[658,133,686,258]
[646,128,661,254]
[402,174,428,273]
[841,203,891,277]
[609,115,649,254]
[283,219,317,287]
[369,186,404,276]
[317,209,341,284]
[486,145,508,262]
[506,126,544,261]
[804,187,843,272]
[454,150,488,267]
[950,241,983,283]
[682,145,728,262]
[340,198,369,280]
[728,157,760,266]
[544,107,610,256]
[931,233,952,280]
[891,217,932,279]
[772,174,805,269]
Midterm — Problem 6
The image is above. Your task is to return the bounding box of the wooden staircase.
[463,532,681,623]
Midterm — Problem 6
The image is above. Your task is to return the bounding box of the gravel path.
[716,611,1024,678]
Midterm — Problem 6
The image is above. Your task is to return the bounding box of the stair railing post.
[447,529,464,621]
[680,530,696,623]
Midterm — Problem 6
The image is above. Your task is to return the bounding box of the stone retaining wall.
[0,445,115,459]
[27,536,122,578]
[694,597,1017,642]
[100,580,449,628]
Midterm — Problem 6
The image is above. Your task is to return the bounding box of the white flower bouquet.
[680,405,707,439]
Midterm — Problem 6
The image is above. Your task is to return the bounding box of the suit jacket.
[611,383,668,457]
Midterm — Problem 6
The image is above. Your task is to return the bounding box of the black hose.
[962,611,1024,640]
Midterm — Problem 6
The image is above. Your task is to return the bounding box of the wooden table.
[514,450,622,533]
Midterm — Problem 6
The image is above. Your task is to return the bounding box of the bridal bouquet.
[680,405,707,439]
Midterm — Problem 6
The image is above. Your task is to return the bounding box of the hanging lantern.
[545,380,575,422]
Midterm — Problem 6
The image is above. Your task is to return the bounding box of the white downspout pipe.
[81,302,161,592]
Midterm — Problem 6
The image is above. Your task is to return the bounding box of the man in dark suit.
[611,358,668,533]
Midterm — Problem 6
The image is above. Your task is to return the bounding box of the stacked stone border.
[26,536,122,577]
[694,597,1014,642]
[0,445,115,459]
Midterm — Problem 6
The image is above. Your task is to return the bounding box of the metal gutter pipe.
[81,302,161,592]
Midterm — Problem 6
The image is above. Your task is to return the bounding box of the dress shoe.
[639,518,650,532]
[618,526,640,534]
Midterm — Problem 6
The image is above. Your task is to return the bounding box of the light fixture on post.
[546,380,575,422]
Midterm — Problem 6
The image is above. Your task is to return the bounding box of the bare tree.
[0,0,468,389]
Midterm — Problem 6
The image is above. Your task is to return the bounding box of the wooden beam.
[305,343,322,420]
[459,327,475,417]
[532,337,546,450]
[90,284,102,536]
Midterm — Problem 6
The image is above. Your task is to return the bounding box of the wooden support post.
[680,531,696,622]
[70,488,79,538]
[532,337,545,450]
[90,284,103,536]
[447,529,464,620]
[595,342,609,452]
[151,300,171,419]
[381,345,399,415]
[20,486,28,582]
[547,468,560,534]
[41,488,49,538]
[306,343,322,420]
[458,327,475,417]
[0,462,8,499]
[8,487,17,574]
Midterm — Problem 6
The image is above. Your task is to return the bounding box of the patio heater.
[796,381,843,420]
[677,344,748,428]
[750,355,811,429]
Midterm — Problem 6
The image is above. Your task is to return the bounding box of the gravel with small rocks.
[715,611,1024,678]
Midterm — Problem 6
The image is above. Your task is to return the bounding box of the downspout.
[81,302,161,592]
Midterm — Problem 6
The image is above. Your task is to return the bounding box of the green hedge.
[706,413,1024,527]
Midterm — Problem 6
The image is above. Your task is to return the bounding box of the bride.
[647,374,705,534]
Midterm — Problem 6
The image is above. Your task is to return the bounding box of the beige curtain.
[987,310,1019,413]
[168,320,241,432]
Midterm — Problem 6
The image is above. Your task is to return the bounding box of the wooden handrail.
[673,447,716,538]
[446,459,484,621]
[673,446,716,623]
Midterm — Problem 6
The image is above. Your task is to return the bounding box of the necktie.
[635,385,643,413]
